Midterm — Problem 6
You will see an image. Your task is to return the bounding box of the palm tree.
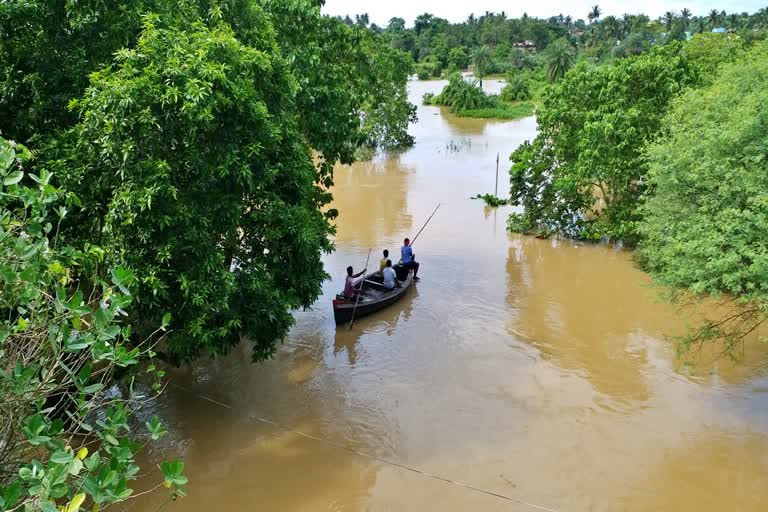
[544,38,576,82]
[664,11,675,31]
[588,5,602,24]
[622,14,633,37]
[728,13,739,29]
[709,9,719,28]
[470,46,494,88]
[680,8,691,28]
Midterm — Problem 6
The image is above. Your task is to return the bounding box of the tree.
[448,46,469,69]
[388,17,406,31]
[501,73,532,101]
[510,48,536,70]
[0,0,167,142]
[588,5,602,24]
[709,9,720,27]
[543,37,575,82]
[638,42,768,352]
[470,46,494,88]
[680,8,692,28]
[664,11,676,31]
[2,0,416,363]
[508,45,698,240]
[414,13,435,35]
[52,13,336,363]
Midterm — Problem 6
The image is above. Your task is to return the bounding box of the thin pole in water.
[495,153,499,196]
[348,248,372,330]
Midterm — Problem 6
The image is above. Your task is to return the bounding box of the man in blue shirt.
[401,238,420,281]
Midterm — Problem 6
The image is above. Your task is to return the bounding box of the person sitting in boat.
[343,266,366,300]
[379,249,390,273]
[382,259,400,290]
[401,238,420,281]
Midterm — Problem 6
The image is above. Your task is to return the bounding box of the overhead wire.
[170,382,561,512]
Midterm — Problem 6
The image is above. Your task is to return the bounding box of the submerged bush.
[430,73,494,111]
[501,73,532,101]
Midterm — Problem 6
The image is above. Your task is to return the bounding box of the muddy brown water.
[133,80,768,512]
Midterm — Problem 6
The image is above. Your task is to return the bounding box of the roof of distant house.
[712,27,727,33]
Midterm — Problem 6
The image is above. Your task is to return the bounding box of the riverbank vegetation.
[0,0,416,508]
[504,26,768,352]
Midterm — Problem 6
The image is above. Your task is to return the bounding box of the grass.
[456,100,535,120]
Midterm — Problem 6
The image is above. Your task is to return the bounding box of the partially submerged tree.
[508,45,698,240]
[53,13,335,362]
[470,46,494,88]
[0,0,416,363]
[638,42,768,351]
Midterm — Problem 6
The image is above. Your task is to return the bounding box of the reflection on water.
[133,80,768,512]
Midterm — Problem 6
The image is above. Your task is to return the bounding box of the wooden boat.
[333,265,414,325]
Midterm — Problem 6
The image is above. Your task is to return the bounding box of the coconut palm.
[470,46,494,88]
[664,11,675,31]
[680,8,692,28]
[709,9,719,27]
[622,14,633,37]
[544,38,576,82]
[588,5,602,24]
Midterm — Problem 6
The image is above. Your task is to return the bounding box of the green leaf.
[39,501,58,512]
[110,267,134,295]
[49,451,73,464]
[3,481,22,507]
[3,170,23,186]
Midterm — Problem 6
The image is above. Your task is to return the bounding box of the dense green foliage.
[0,0,416,363]
[0,136,185,511]
[53,13,334,362]
[359,7,768,89]
[425,74,493,110]
[423,74,534,120]
[500,73,532,101]
[508,44,698,240]
[638,42,768,348]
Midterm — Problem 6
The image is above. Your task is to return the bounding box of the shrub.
[0,136,185,511]
[501,73,532,101]
[431,73,494,111]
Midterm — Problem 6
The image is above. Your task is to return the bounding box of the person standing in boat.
[401,238,420,281]
[382,260,399,290]
[343,266,366,300]
[379,249,390,272]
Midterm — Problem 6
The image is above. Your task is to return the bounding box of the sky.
[322,0,764,26]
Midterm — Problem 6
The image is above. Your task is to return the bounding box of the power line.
[170,382,561,512]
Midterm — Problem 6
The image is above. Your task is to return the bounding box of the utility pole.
[495,153,499,196]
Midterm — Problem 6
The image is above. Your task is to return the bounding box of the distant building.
[712,27,727,33]
[513,40,537,52]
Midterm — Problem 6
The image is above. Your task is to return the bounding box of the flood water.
[134,80,768,512]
